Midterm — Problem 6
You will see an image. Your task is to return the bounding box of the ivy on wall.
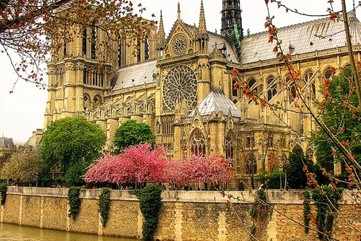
[68,187,81,220]
[311,186,343,241]
[249,187,271,240]
[99,188,111,227]
[0,183,7,206]
[136,184,163,241]
[303,190,311,234]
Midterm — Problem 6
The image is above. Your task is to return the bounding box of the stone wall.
[1,187,361,241]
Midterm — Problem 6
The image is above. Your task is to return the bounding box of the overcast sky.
[0,0,357,144]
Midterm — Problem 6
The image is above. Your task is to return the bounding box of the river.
[0,223,136,241]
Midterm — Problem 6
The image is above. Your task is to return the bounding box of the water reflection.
[0,224,136,241]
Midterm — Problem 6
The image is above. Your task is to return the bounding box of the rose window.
[163,65,197,112]
[172,34,188,56]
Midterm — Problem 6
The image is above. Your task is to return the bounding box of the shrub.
[40,117,105,186]
[303,190,311,234]
[68,187,81,220]
[99,188,111,227]
[136,185,163,241]
[0,148,40,184]
[113,120,154,153]
[257,171,285,189]
[286,146,308,189]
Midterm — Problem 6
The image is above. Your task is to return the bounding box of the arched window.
[83,66,88,85]
[324,67,336,80]
[82,28,87,57]
[136,38,141,63]
[91,25,97,60]
[225,132,234,165]
[93,95,102,108]
[144,36,150,61]
[190,129,206,156]
[304,70,316,99]
[286,75,297,102]
[267,75,277,101]
[245,153,257,175]
[84,93,91,111]
[118,37,123,68]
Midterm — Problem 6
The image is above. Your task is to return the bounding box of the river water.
[0,223,136,241]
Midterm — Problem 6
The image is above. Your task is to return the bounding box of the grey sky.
[0,0,357,143]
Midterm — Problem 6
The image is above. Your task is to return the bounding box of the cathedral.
[43,0,361,185]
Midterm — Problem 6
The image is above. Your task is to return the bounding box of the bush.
[40,117,105,186]
[257,171,285,189]
[68,187,81,220]
[1,149,40,184]
[136,185,163,241]
[113,120,154,153]
[0,183,7,206]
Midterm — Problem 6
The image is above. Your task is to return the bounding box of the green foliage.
[303,190,311,234]
[68,187,81,220]
[249,188,271,239]
[0,183,7,206]
[0,149,40,184]
[313,67,361,173]
[256,170,285,189]
[64,163,86,187]
[136,184,163,241]
[99,188,111,227]
[40,117,106,186]
[286,146,308,189]
[113,120,155,153]
[311,185,343,241]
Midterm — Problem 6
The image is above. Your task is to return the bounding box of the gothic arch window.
[245,153,257,175]
[136,38,141,63]
[304,70,316,99]
[267,75,277,101]
[225,132,235,165]
[91,24,97,60]
[93,95,102,108]
[286,75,297,103]
[190,128,206,157]
[324,67,336,80]
[118,37,123,68]
[84,93,91,111]
[83,66,88,84]
[144,36,150,61]
[82,28,87,57]
[163,65,197,112]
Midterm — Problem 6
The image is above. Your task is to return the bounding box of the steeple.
[156,11,166,55]
[198,0,207,34]
[221,0,243,57]
[196,0,209,53]
[177,2,181,20]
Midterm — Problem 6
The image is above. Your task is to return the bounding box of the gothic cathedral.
[44,0,361,185]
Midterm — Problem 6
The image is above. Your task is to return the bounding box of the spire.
[198,0,207,34]
[177,2,181,20]
[221,0,243,40]
[157,10,166,50]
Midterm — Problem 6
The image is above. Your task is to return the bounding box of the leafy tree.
[313,67,361,175]
[1,148,40,184]
[286,146,308,189]
[113,120,155,153]
[40,117,105,186]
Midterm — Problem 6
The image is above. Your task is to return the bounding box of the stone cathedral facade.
[43,0,361,184]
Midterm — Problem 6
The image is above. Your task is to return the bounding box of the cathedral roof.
[241,13,361,64]
[191,91,241,118]
[114,61,157,90]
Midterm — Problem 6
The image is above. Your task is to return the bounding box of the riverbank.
[1,187,361,241]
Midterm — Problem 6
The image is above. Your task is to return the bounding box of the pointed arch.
[245,152,257,175]
[225,131,235,165]
[190,128,207,156]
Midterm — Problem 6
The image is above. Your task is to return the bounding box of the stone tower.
[221,0,243,56]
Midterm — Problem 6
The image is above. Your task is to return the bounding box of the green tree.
[286,146,308,189]
[313,67,361,175]
[113,120,155,153]
[40,117,105,186]
[1,148,40,184]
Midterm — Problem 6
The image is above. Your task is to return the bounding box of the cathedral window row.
[161,115,175,136]
[81,25,97,60]
[83,66,105,87]
[83,93,102,111]
[190,128,207,157]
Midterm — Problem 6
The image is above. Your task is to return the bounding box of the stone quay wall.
[1,186,361,241]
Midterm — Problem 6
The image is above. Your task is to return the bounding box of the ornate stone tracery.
[163,65,197,112]
[172,33,188,56]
